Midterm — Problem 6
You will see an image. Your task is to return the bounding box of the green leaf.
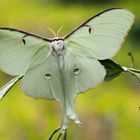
[99,59,124,82]
[100,59,140,82]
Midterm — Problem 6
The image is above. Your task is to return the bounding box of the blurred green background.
[0,0,140,140]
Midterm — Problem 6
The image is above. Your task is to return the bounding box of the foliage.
[99,59,124,82]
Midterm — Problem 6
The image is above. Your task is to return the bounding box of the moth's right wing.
[0,28,51,76]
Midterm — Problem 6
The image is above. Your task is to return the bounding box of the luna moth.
[0,8,140,140]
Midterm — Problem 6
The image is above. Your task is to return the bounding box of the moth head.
[51,38,65,55]
[51,38,64,47]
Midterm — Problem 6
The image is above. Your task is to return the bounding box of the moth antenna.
[128,52,134,67]
[56,25,63,37]
[47,27,57,37]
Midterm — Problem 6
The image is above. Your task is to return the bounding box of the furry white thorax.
[51,38,64,55]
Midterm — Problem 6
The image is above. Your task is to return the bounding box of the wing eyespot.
[21,35,29,46]
[22,38,26,45]
[44,74,52,80]
[88,27,92,34]
[84,24,92,34]
[73,68,80,75]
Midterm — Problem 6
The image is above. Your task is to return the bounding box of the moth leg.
[56,129,67,140]
[48,127,61,140]
[63,129,67,140]
[56,132,62,140]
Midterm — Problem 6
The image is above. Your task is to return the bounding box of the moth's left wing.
[64,8,135,60]
[0,28,51,76]
[63,51,106,95]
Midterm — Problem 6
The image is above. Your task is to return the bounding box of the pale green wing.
[63,50,106,96]
[0,28,51,76]
[21,54,64,102]
[60,51,106,124]
[64,8,135,59]
[63,51,106,95]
